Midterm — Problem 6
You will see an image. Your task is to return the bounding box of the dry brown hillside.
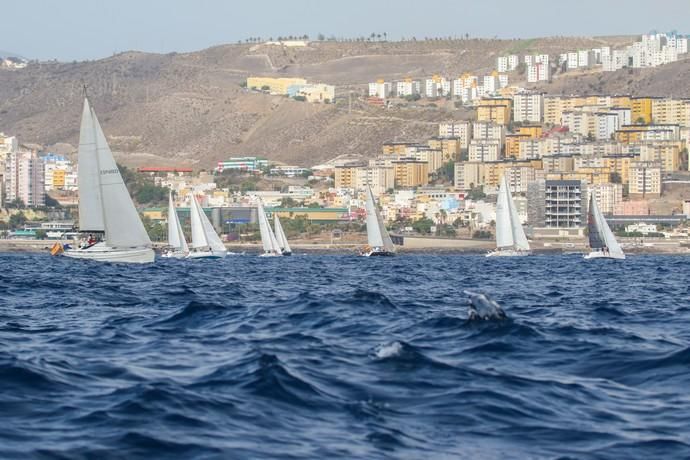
[1,36,671,168]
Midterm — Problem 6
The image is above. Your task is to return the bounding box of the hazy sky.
[2,0,688,61]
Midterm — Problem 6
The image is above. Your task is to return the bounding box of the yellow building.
[392,158,429,188]
[334,163,365,188]
[477,98,512,125]
[517,125,543,138]
[651,98,690,127]
[246,77,307,95]
[603,155,637,185]
[610,95,632,108]
[52,169,66,188]
[382,142,417,156]
[427,138,462,162]
[631,97,655,124]
[505,134,530,158]
[639,141,683,172]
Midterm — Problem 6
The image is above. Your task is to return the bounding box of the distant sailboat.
[487,175,531,257]
[273,213,292,256]
[62,98,154,263]
[162,191,189,258]
[362,186,396,257]
[584,194,625,260]
[187,193,227,259]
[257,200,283,257]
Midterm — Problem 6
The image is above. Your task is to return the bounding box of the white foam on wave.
[375,341,404,359]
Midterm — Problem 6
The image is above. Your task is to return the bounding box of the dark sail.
[587,195,605,249]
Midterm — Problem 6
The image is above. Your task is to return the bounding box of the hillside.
[532,57,690,97]
[4,35,681,169]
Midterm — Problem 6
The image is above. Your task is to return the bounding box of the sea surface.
[2,252,690,459]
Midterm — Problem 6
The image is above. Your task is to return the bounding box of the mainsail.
[495,176,530,251]
[274,214,291,253]
[167,192,188,252]
[77,99,104,232]
[189,194,225,251]
[365,187,395,252]
[77,98,151,249]
[189,193,209,249]
[257,200,282,254]
[588,194,624,257]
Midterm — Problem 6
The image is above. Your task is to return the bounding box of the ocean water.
[2,252,690,459]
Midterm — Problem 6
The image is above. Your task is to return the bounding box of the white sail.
[506,178,530,251]
[77,99,104,232]
[197,202,226,252]
[90,106,151,249]
[257,200,282,254]
[274,214,291,254]
[189,193,209,249]
[495,176,529,252]
[365,187,395,252]
[591,195,624,258]
[495,178,514,249]
[167,192,188,252]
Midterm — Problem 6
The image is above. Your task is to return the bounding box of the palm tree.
[383,32,388,41]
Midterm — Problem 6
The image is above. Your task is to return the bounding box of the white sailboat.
[273,213,292,256]
[362,186,396,257]
[187,193,227,259]
[257,200,283,257]
[584,194,625,260]
[487,175,531,257]
[162,191,189,258]
[62,98,154,264]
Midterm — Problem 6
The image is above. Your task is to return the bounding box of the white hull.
[361,249,395,257]
[259,252,282,257]
[486,249,531,257]
[584,250,625,260]
[187,248,227,259]
[162,250,188,259]
[63,243,154,264]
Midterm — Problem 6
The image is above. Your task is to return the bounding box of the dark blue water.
[2,253,690,459]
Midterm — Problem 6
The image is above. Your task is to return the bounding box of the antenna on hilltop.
[82,83,89,99]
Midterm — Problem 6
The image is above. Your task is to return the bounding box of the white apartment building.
[4,150,45,207]
[524,55,534,66]
[505,166,543,194]
[395,80,419,97]
[368,81,391,99]
[439,121,472,147]
[567,52,579,69]
[498,74,509,88]
[628,161,662,197]
[508,55,519,70]
[497,56,508,73]
[468,140,501,162]
[589,183,623,215]
[513,93,544,123]
[527,62,549,83]
[577,50,591,68]
[472,121,505,143]
[483,75,499,94]
[454,162,484,191]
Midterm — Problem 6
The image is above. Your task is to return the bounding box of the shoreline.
[1,239,689,256]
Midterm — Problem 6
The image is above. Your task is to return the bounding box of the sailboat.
[62,98,154,264]
[187,193,227,259]
[273,213,292,256]
[361,186,396,257]
[584,194,625,260]
[487,175,531,257]
[257,200,283,257]
[162,191,189,258]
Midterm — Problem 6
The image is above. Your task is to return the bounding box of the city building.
[368,80,392,99]
[216,157,269,174]
[513,92,544,123]
[468,140,501,162]
[477,98,512,125]
[4,150,45,207]
[392,158,429,188]
[247,77,307,95]
[438,121,472,148]
[628,160,662,198]
[528,179,584,228]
